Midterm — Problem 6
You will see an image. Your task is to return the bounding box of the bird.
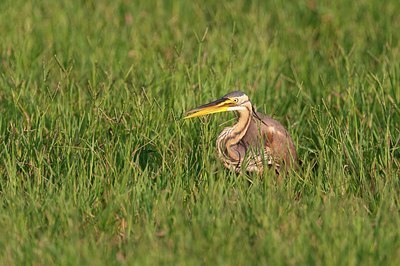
[184,91,297,174]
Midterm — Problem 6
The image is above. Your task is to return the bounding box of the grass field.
[1,0,400,265]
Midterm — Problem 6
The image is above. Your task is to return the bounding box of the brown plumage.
[185,91,297,174]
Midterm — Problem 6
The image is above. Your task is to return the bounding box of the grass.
[0,0,399,265]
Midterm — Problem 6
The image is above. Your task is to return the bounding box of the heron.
[184,91,297,174]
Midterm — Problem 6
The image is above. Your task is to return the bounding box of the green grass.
[1,0,399,265]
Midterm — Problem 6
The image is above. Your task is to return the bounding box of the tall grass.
[0,0,399,264]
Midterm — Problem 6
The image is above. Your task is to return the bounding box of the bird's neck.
[226,108,252,146]
[216,106,253,164]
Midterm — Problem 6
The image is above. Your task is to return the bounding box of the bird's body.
[185,91,297,174]
[216,110,297,173]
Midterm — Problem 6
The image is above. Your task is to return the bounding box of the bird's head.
[184,91,251,119]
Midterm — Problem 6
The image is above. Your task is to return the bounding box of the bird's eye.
[234,98,239,103]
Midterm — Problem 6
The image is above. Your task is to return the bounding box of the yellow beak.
[184,98,235,119]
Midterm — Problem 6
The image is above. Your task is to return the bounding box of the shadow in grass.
[134,144,163,175]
